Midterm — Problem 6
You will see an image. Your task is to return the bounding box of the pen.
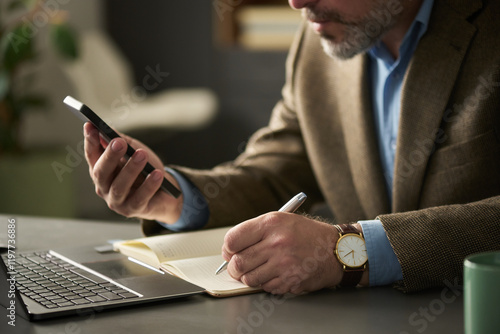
[215,192,307,275]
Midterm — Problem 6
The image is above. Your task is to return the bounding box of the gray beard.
[319,26,380,60]
[317,2,403,60]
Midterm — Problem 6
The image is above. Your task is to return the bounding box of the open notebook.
[113,227,261,297]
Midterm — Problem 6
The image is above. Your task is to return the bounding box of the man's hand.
[83,122,183,223]
[222,212,345,295]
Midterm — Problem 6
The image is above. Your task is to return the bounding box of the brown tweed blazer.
[143,0,500,292]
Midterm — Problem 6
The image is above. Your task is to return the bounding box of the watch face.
[336,234,367,268]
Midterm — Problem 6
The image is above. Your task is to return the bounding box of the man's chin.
[320,37,362,60]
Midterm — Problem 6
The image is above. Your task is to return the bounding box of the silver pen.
[215,192,307,275]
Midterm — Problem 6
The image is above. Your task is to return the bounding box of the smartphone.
[63,95,181,198]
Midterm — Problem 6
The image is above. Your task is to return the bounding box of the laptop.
[0,243,204,321]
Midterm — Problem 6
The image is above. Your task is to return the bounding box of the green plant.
[0,0,78,154]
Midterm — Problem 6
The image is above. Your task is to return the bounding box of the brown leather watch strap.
[336,223,359,235]
[340,269,364,287]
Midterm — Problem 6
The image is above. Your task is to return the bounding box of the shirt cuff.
[156,167,209,232]
[358,220,403,286]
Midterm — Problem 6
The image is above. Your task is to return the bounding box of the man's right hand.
[83,122,183,223]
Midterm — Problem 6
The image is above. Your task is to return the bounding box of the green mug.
[464,251,500,334]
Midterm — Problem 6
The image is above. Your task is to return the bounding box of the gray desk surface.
[0,214,463,334]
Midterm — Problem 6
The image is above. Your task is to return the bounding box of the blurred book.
[237,6,303,50]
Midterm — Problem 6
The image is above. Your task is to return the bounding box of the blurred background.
[0,0,302,221]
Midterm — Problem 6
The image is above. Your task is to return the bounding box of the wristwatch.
[334,224,368,287]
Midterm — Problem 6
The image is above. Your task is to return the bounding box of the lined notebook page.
[140,227,231,262]
[162,254,259,295]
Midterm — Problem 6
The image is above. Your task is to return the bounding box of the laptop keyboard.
[7,252,138,309]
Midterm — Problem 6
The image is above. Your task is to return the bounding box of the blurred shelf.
[213,0,302,51]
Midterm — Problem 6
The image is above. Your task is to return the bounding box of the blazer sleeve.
[379,195,500,293]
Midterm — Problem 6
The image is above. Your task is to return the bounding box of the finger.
[223,213,277,256]
[261,276,301,295]
[261,277,288,295]
[237,259,280,288]
[83,122,104,168]
[92,137,128,194]
[261,266,306,295]
[99,134,109,149]
[227,241,270,280]
[107,149,149,204]
[124,169,164,214]
[236,242,306,291]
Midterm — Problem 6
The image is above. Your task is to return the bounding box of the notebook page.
[142,227,231,262]
[162,254,258,294]
[117,226,231,264]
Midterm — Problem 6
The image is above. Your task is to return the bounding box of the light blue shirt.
[360,0,434,286]
[156,168,209,232]
[159,0,435,287]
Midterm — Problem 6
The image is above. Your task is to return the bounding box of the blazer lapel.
[334,55,391,218]
[392,0,482,212]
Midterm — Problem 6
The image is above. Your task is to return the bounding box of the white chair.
[61,30,218,132]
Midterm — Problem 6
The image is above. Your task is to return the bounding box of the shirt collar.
[368,0,435,66]
[410,0,434,42]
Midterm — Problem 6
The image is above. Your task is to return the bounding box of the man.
[84,0,500,295]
